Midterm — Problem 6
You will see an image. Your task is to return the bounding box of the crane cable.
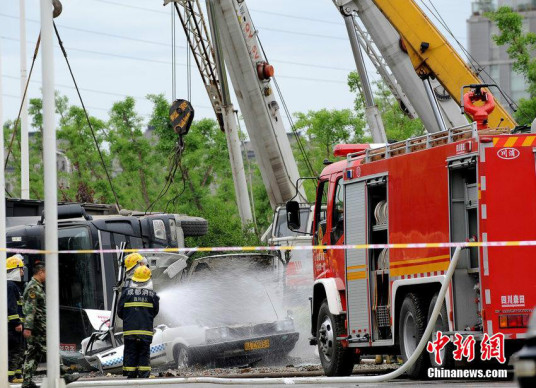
[52,22,121,212]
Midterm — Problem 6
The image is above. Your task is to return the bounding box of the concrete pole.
[40,0,61,387]
[0,36,10,387]
[20,0,30,199]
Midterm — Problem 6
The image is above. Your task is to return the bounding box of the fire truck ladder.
[347,123,510,164]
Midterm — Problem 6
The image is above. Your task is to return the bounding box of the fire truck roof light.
[333,144,370,157]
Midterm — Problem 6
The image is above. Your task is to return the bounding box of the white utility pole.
[0,36,10,387]
[20,0,30,199]
[40,0,60,387]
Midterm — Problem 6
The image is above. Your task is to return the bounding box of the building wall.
[468,0,535,110]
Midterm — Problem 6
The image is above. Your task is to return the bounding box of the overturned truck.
[6,200,207,356]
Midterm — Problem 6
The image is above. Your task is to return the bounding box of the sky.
[0,0,472,129]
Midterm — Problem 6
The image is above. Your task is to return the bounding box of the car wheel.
[174,345,194,368]
[399,293,429,378]
[317,300,354,376]
[427,293,454,369]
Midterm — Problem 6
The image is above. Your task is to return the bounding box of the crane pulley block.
[169,99,194,137]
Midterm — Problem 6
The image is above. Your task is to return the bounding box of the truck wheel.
[177,216,208,237]
[399,293,429,378]
[317,300,354,376]
[174,345,194,368]
[427,293,454,369]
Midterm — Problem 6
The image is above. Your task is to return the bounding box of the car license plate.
[244,339,270,351]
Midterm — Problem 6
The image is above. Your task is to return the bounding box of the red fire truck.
[287,121,536,377]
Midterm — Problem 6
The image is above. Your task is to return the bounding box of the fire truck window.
[58,227,102,309]
[332,179,344,243]
[313,181,329,245]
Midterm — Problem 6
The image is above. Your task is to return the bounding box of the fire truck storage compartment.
[344,174,390,343]
[367,176,391,341]
[448,156,480,332]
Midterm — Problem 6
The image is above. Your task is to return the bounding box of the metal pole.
[342,13,386,143]
[0,36,10,387]
[40,0,60,386]
[423,78,448,132]
[20,0,30,199]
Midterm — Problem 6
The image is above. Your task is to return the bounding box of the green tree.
[488,6,536,125]
[145,96,263,246]
[57,104,113,203]
[294,108,366,172]
[107,97,160,210]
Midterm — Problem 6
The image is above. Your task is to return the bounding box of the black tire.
[427,293,454,369]
[399,293,430,378]
[316,300,354,376]
[174,344,195,368]
[178,216,208,237]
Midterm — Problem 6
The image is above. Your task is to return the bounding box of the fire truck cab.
[288,124,536,377]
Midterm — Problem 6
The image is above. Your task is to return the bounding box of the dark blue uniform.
[117,287,159,378]
[8,280,24,381]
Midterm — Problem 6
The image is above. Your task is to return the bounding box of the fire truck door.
[344,180,371,342]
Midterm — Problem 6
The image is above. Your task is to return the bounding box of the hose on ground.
[69,247,462,386]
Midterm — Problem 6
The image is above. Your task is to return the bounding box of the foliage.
[488,6,536,125]
[294,108,366,171]
[348,71,425,141]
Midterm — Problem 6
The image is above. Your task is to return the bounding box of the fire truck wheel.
[427,293,454,369]
[317,300,354,376]
[399,293,429,378]
[174,344,195,368]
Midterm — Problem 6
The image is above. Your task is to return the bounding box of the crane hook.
[52,0,63,18]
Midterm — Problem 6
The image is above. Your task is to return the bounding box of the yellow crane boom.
[372,0,517,129]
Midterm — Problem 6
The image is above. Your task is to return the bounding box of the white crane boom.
[208,0,306,208]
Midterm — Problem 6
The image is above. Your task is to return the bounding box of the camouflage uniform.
[21,277,46,388]
[7,279,24,382]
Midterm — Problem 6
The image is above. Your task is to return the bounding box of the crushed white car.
[80,253,299,371]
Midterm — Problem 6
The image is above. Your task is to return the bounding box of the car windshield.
[274,208,310,237]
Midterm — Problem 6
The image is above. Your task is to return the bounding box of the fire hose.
[70,247,462,386]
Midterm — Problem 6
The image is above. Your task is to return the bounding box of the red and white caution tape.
[1,240,536,255]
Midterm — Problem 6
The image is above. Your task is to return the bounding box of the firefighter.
[123,253,148,287]
[117,266,159,379]
[7,254,25,384]
[21,263,46,388]
[21,263,79,387]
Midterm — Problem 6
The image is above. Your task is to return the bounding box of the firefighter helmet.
[6,254,24,271]
[124,253,145,271]
[132,266,152,283]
